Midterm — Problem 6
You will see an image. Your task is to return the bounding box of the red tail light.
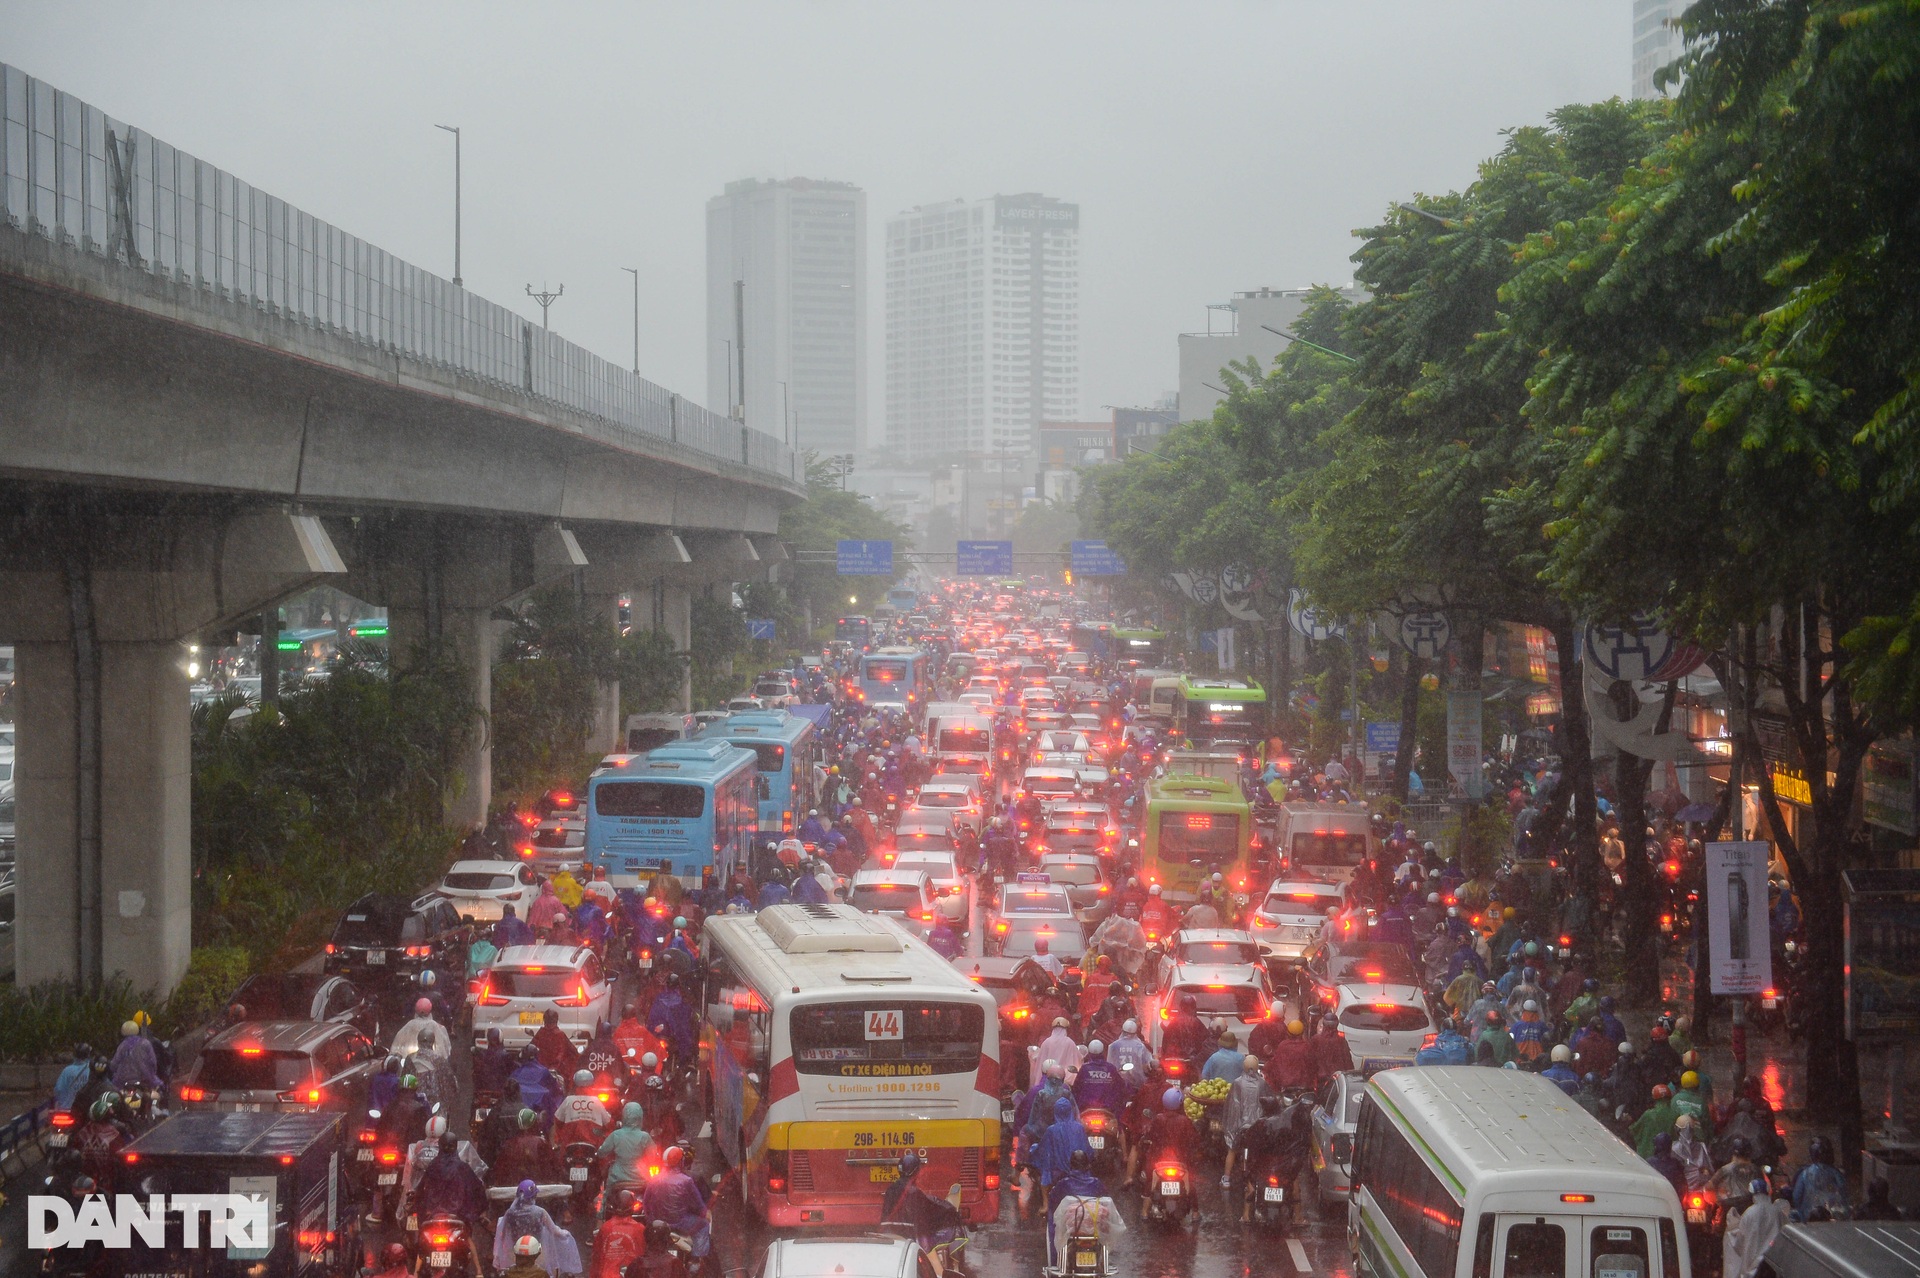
[378,1148,401,1165]
[477,981,508,1007]
[325,944,336,955]
[1157,1165,1182,1179]
[279,1087,325,1105]
[429,1231,452,1246]
[359,1128,377,1144]
[518,845,535,859]
[51,1111,75,1128]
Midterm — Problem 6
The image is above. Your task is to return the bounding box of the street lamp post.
[526,282,563,329]
[621,267,639,373]
[433,125,462,287]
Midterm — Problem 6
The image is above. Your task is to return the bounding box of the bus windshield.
[738,742,786,772]
[595,781,706,818]
[938,727,990,753]
[1157,811,1241,865]
[789,1001,985,1076]
[864,660,909,684]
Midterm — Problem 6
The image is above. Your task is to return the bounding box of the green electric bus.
[1141,773,1256,907]
[1169,675,1267,753]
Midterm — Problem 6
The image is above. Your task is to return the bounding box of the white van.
[623,712,695,754]
[1276,802,1371,881]
[1351,1068,1690,1278]
[926,705,995,775]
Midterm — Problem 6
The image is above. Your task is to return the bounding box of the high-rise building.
[885,193,1080,461]
[705,178,866,457]
[1632,0,1685,99]
[1177,285,1366,422]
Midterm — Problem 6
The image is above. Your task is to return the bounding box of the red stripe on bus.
[768,1057,799,1105]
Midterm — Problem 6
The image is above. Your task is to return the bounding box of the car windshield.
[1003,888,1072,914]
[332,903,421,945]
[851,883,926,912]
[1339,1003,1429,1033]
[1177,940,1260,964]
[1027,775,1077,794]
[1289,830,1367,867]
[895,831,958,853]
[197,1048,314,1091]
[533,826,583,848]
[488,969,587,998]
[918,792,967,808]
[228,976,323,1020]
[1039,861,1101,886]
[894,856,956,879]
[1263,887,1339,914]
[1176,985,1269,1022]
[938,727,990,753]
[445,872,517,891]
[1328,948,1418,986]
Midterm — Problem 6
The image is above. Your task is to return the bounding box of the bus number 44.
[864,1010,903,1041]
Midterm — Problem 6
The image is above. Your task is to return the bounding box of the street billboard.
[1070,540,1127,576]
[836,539,893,576]
[1704,840,1773,995]
[956,540,1013,575]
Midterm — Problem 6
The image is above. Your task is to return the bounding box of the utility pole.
[434,125,462,286]
[733,279,746,423]
[777,380,790,447]
[621,267,639,373]
[525,282,564,329]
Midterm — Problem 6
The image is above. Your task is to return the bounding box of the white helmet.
[515,1236,543,1258]
[1121,1018,1139,1035]
[425,1115,449,1139]
[1427,892,1440,904]
[1149,884,1161,896]
[1550,1044,1572,1063]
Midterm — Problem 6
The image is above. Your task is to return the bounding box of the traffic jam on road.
[28,583,1850,1278]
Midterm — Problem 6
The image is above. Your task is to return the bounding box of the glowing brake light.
[378,1148,401,1165]
[51,1111,76,1129]
[238,1046,263,1056]
[1561,1193,1594,1204]
[1762,987,1778,999]
[1372,1002,1399,1012]
[429,1231,452,1246]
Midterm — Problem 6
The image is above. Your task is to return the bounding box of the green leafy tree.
[779,453,912,635]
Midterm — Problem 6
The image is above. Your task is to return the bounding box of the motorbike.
[414,1213,479,1276]
[1056,1231,1105,1278]
[1079,1108,1119,1176]
[471,1088,500,1128]
[369,1143,405,1220]
[1140,1160,1193,1227]
[1248,1166,1295,1232]
[1682,1186,1719,1274]
[564,1141,602,1219]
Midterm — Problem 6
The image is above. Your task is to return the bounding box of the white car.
[1249,877,1344,963]
[1140,959,1274,1068]
[988,879,1085,960]
[1033,730,1094,756]
[913,782,982,836]
[893,850,970,926]
[1037,751,1109,789]
[848,868,938,937]
[751,678,795,708]
[726,695,765,713]
[758,1236,923,1278]
[1331,982,1435,1071]
[521,816,585,876]
[1020,766,1082,809]
[471,944,615,1048]
[433,859,537,922]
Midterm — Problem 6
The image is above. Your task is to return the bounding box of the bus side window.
[1350,1096,1375,1187]
[757,775,771,802]
[1656,1221,1679,1278]
[1472,1215,1496,1278]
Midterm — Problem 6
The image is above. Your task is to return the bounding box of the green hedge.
[0,945,251,1064]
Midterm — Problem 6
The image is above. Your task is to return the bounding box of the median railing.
[0,62,798,483]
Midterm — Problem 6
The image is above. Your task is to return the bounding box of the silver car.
[1308,1069,1367,1214]
[522,816,585,876]
[1035,852,1113,926]
[893,850,970,927]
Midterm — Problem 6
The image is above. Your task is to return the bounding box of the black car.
[226,973,375,1038]
[323,893,467,990]
[176,1020,382,1116]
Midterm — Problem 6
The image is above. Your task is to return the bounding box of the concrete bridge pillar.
[0,496,344,995]
[346,515,584,827]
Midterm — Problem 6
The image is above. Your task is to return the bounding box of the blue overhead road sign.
[746,618,776,641]
[1071,540,1127,576]
[956,540,1014,575]
[836,540,894,576]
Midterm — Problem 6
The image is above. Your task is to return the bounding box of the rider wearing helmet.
[1158,993,1209,1080]
[531,1008,580,1075]
[588,1190,648,1278]
[372,1242,414,1278]
[553,1069,614,1147]
[1130,1087,1198,1195]
[393,997,454,1060]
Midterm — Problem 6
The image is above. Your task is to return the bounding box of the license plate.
[406,1216,417,1232]
[378,1172,398,1186]
[357,1148,373,1161]
[1762,997,1778,1009]
[367,950,386,965]
[519,1011,545,1025]
[46,1133,67,1148]
[570,1166,589,1182]
[1159,1180,1181,1196]
[430,1252,453,1269]
[1087,1135,1105,1149]
[870,1166,901,1183]
[1075,1253,1097,1269]
[1264,1187,1286,1202]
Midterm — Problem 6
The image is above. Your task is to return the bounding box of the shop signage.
[1769,761,1813,807]
[1864,739,1917,837]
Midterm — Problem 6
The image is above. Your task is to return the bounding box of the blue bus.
[585,738,758,890]
[856,646,933,710]
[698,709,821,837]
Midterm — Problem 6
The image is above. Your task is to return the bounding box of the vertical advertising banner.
[1445,691,1485,799]
[1704,841,1773,994]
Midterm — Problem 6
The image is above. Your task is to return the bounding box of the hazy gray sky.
[3,2,1629,439]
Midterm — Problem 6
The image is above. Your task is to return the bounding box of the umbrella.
[1674,802,1716,824]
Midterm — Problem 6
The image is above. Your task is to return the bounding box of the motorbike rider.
[474,1028,516,1099]
[1220,1054,1268,1189]
[1049,1150,1126,1276]
[490,1108,567,1189]
[596,1102,656,1215]
[613,1003,668,1073]
[1158,994,1208,1079]
[1038,1094,1094,1220]
[367,1074,429,1222]
[553,1069,614,1147]
[1236,1092,1310,1223]
[1071,1040,1130,1115]
[493,1181,582,1277]
[640,1144,711,1265]
[1790,1135,1849,1220]
[589,1190,649,1278]
[1130,1086,1198,1200]
[410,1129,490,1235]
[109,1020,163,1096]
[1201,1030,1245,1083]
[476,1080,528,1166]
[1542,1044,1581,1095]
[510,1046,563,1122]
[879,1152,965,1263]
[369,1241,413,1278]
[647,974,697,1077]
[926,913,962,959]
[1031,1017,1083,1087]
[414,969,455,1026]
[394,997,454,1060]
[1139,885,1173,942]
[1107,1019,1155,1078]
[74,1096,130,1192]
[1262,1020,1316,1092]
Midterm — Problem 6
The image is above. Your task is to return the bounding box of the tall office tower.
[705,178,866,457]
[1632,0,1686,99]
[885,193,1079,461]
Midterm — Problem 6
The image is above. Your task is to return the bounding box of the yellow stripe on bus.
[766,1119,998,1151]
